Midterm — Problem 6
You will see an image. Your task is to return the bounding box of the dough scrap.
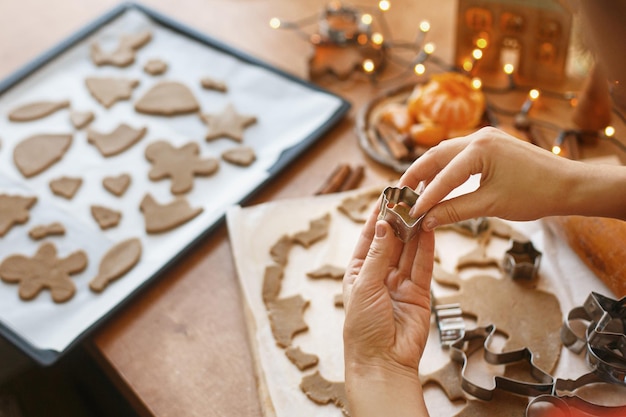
[293,213,331,248]
[13,134,72,178]
[200,104,257,142]
[0,242,87,303]
[306,264,345,280]
[90,30,152,67]
[8,100,70,122]
[87,123,147,157]
[299,371,349,416]
[134,81,200,116]
[85,77,139,108]
[285,346,319,371]
[28,222,66,240]
[0,194,37,237]
[269,234,292,266]
[267,294,309,348]
[337,189,380,223]
[102,173,131,196]
[262,264,283,305]
[221,146,256,167]
[200,77,227,92]
[143,59,168,75]
[69,110,94,129]
[49,176,82,199]
[91,205,122,230]
[90,238,142,293]
[145,140,219,194]
[140,193,203,234]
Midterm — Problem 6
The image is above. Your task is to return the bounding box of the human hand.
[343,206,434,417]
[398,127,582,231]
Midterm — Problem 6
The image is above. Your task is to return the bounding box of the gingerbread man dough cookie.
[0,194,37,237]
[145,140,219,194]
[0,242,87,303]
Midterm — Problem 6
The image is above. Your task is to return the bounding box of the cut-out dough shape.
[269,234,292,266]
[13,134,72,178]
[49,176,82,199]
[8,100,70,122]
[28,222,65,240]
[267,294,309,348]
[91,205,121,230]
[87,123,147,157]
[143,59,168,75]
[306,265,345,280]
[263,264,284,305]
[69,110,94,129]
[299,371,349,416]
[145,141,219,194]
[285,346,319,371]
[0,242,87,303]
[200,104,257,142]
[102,173,131,196]
[134,81,200,116]
[89,238,142,293]
[200,77,227,92]
[293,213,331,248]
[221,146,256,167]
[0,194,37,237]
[85,77,139,108]
[139,193,202,234]
[90,30,152,67]
[337,189,380,223]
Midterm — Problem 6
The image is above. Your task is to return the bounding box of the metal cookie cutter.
[502,239,542,280]
[378,186,425,242]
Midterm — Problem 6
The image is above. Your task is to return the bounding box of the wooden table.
[0,1,620,416]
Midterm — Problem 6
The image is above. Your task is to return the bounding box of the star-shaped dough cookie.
[200,104,257,142]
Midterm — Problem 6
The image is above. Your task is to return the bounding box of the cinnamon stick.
[315,164,351,195]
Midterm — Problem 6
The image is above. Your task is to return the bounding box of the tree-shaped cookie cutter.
[378,186,425,242]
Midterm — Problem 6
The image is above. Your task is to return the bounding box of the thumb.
[358,220,396,288]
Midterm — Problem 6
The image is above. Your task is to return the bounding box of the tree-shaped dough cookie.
[0,242,87,303]
[145,140,219,194]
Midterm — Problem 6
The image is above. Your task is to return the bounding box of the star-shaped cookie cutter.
[449,324,555,401]
[502,239,542,280]
[378,186,425,242]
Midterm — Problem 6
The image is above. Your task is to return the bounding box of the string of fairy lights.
[270,0,626,158]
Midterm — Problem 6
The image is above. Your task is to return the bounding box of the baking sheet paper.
[0,7,345,355]
[226,182,617,417]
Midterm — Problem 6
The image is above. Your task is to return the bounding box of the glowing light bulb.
[472,48,483,60]
[419,20,430,33]
[476,37,487,49]
[552,145,562,155]
[529,89,540,101]
[414,63,425,75]
[503,64,514,75]
[462,60,473,72]
[269,18,281,29]
[363,59,375,73]
[371,32,384,45]
[361,13,373,25]
[378,0,390,11]
[423,42,435,54]
[471,77,482,90]
[605,125,616,137]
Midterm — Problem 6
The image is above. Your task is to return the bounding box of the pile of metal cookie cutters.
[434,292,626,416]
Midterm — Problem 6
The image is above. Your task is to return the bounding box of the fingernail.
[375,221,387,238]
[422,217,438,232]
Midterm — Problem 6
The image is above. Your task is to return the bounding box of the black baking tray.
[0,1,350,366]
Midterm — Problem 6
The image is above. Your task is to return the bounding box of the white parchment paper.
[226,183,615,417]
[0,8,344,354]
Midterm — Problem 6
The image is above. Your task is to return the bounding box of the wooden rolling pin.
[552,216,626,297]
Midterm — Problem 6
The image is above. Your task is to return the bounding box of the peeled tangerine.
[407,72,485,132]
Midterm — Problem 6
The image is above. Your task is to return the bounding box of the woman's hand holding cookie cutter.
[378,186,426,242]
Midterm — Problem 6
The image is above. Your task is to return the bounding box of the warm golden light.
[476,37,488,48]
[529,89,540,100]
[269,18,281,29]
[414,63,425,75]
[423,42,435,54]
[472,48,483,60]
[361,13,373,25]
[605,125,616,137]
[419,20,430,33]
[363,59,375,73]
[378,0,391,11]
[462,60,473,72]
[371,32,384,45]
[471,77,482,90]
[503,63,514,75]
[552,145,562,155]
